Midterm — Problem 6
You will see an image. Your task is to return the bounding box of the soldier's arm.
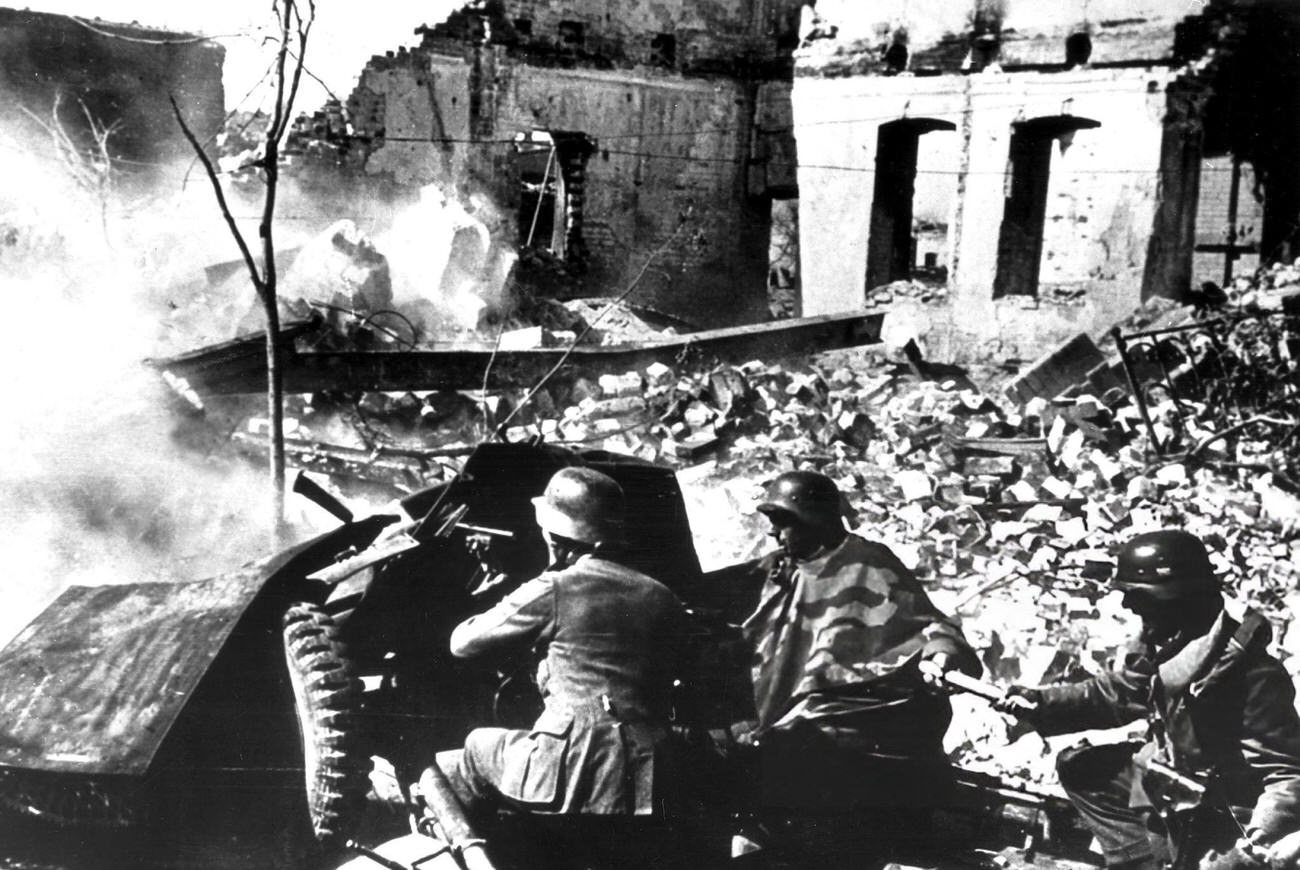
[1261,828,1300,870]
[1022,646,1152,736]
[866,540,983,678]
[920,628,981,679]
[1240,656,1300,841]
[449,573,556,659]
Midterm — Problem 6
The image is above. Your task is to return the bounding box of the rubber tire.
[282,603,370,845]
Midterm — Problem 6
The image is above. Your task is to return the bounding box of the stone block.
[1002,332,1108,405]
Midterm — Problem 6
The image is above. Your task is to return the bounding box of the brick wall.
[354,51,774,327]
[416,0,802,76]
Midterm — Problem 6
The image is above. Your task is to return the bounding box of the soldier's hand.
[992,685,1042,719]
[918,653,955,691]
[1200,844,1268,870]
[728,720,761,748]
[1263,830,1300,870]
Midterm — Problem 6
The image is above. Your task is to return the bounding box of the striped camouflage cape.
[743,532,976,734]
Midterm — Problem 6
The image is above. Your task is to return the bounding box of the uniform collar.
[790,533,853,572]
[1156,611,1226,697]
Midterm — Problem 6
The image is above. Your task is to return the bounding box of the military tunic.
[1033,609,1300,867]
[443,552,688,815]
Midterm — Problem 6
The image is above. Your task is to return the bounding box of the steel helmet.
[1113,529,1219,600]
[532,467,625,545]
[757,470,844,528]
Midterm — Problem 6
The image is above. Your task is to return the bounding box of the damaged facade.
[343,0,805,328]
[0,8,225,170]
[791,0,1300,359]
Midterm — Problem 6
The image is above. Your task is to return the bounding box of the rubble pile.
[606,342,1298,788]
[1102,302,1300,482]
[866,278,950,306]
[201,267,1300,793]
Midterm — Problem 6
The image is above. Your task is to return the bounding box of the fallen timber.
[147,311,885,396]
[230,431,468,491]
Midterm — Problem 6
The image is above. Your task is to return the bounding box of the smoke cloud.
[0,123,330,649]
[0,107,525,648]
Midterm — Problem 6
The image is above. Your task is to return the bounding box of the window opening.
[1193,154,1261,287]
[558,21,585,49]
[650,33,677,67]
[1065,32,1092,67]
[865,118,957,291]
[519,138,560,253]
[993,115,1101,298]
[465,14,488,42]
[513,18,533,37]
[884,42,909,74]
[768,197,800,318]
[515,130,595,261]
[968,32,1000,72]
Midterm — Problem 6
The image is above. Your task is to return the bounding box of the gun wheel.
[283,603,369,845]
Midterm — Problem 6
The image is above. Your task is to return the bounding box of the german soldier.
[727,470,981,812]
[425,467,688,822]
[995,529,1300,870]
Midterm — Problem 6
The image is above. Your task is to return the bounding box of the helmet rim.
[757,470,844,528]
[532,467,624,545]
[1113,529,1218,600]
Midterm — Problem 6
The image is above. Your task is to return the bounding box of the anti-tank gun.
[277,440,712,846]
[0,437,740,860]
[0,439,1107,870]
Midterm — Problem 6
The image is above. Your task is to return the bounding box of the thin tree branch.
[169,95,265,300]
[22,94,94,189]
[480,320,506,435]
[285,47,341,104]
[283,2,313,127]
[180,58,278,190]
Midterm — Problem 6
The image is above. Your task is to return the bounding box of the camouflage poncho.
[743,533,974,732]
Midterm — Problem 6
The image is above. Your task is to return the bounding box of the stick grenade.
[918,661,1039,713]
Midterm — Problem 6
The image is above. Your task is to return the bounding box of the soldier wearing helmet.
[996,529,1300,870]
[428,466,688,821]
[723,469,980,814]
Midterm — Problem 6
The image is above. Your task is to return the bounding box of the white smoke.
[0,128,333,648]
[377,184,516,336]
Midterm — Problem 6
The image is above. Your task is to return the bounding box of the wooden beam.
[149,311,884,395]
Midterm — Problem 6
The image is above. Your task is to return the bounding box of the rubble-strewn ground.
[8,248,1296,870]
[195,264,1300,804]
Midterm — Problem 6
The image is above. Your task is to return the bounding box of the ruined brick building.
[791,0,1300,358]
[342,0,805,328]
[327,0,1298,354]
[0,8,225,175]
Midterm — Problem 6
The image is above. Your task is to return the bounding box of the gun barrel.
[293,471,354,523]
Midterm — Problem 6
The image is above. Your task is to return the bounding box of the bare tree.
[171,0,315,541]
[22,92,121,242]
